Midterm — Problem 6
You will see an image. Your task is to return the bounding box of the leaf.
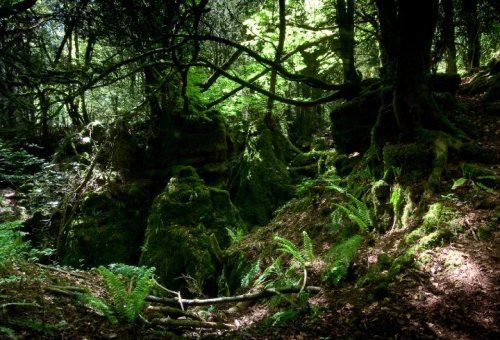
[451,177,467,190]
[302,231,314,262]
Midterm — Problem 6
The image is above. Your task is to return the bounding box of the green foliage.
[78,294,117,324]
[241,259,261,289]
[226,227,246,244]
[333,194,373,232]
[322,235,363,285]
[266,308,301,327]
[98,265,155,324]
[302,231,314,263]
[0,221,29,261]
[0,140,44,185]
[274,235,305,266]
[0,327,16,340]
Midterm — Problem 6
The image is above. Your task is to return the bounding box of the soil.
[1,89,499,339]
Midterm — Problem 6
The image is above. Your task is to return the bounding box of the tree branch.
[201,59,357,107]
[147,285,321,307]
[179,34,341,90]
[200,49,243,92]
[0,0,37,19]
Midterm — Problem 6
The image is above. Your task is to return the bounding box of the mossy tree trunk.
[375,0,448,137]
[335,0,360,86]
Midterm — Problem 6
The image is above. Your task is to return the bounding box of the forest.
[0,0,499,338]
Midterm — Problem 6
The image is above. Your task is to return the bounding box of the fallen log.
[147,285,321,307]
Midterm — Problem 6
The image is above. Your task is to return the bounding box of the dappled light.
[1,0,499,338]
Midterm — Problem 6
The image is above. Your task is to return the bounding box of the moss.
[405,203,454,245]
[289,149,339,178]
[140,167,244,294]
[61,181,157,268]
[383,143,434,183]
[233,125,293,226]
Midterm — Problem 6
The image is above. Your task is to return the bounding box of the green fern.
[302,231,314,262]
[78,294,117,324]
[333,198,372,231]
[241,259,261,288]
[274,235,305,265]
[327,183,373,231]
[98,265,155,324]
[322,235,363,285]
[257,258,283,287]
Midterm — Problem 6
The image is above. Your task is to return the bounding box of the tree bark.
[461,0,481,70]
[376,0,442,136]
[265,0,287,129]
[335,0,360,85]
[442,0,458,74]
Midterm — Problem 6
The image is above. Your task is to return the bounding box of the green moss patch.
[139,166,244,293]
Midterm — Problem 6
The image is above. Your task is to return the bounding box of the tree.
[334,0,360,85]
[461,0,481,70]
[375,0,447,136]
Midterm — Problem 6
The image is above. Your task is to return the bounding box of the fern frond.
[98,265,154,323]
[302,231,314,262]
[274,235,305,265]
[257,258,282,287]
[241,259,261,288]
[79,293,117,324]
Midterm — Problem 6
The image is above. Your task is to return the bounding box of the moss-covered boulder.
[148,110,230,187]
[232,125,293,226]
[139,166,244,293]
[383,143,434,183]
[60,180,156,268]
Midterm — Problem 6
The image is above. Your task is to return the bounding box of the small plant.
[226,227,246,244]
[98,264,155,324]
[0,220,30,260]
[322,235,363,285]
[325,182,373,232]
[390,184,403,228]
[273,231,315,291]
[78,294,117,324]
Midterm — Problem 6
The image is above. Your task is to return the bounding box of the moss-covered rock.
[232,125,294,226]
[155,110,230,186]
[383,143,434,183]
[139,166,244,293]
[60,180,156,268]
[404,203,455,250]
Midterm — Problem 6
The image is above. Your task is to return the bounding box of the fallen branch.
[147,285,321,307]
[147,305,202,321]
[37,263,88,279]
[44,286,81,297]
[0,302,42,310]
[153,318,233,330]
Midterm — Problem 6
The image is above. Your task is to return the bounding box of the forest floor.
[1,93,499,339]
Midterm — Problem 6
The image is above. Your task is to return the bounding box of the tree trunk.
[335,0,360,85]
[443,0,458,74]
[374,0,397,79]
[461,0,481,70]
[265,0,286,130]
[375,0,441,136]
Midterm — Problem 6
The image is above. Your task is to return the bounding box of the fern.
[326,183,373,231]
[333,198,372,232]
[302,231,314,262]
[98,265,155,324]
[78,294,117,324]
[322,235,363,285]
[274,235,305,265]
[241,259,261,288]
[257,258,282,287]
